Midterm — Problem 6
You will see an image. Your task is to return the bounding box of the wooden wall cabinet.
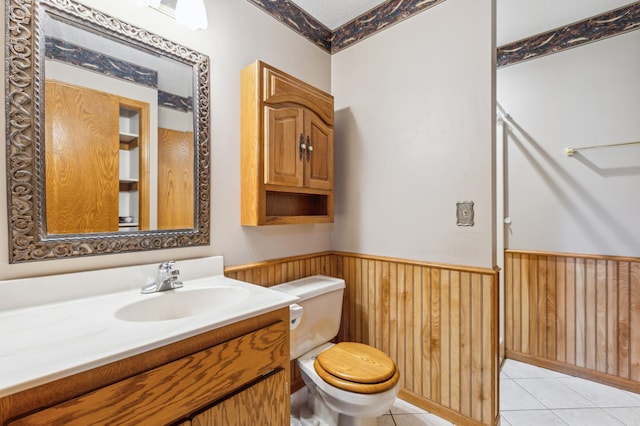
[241,60,335,225]
[0,309,290,426]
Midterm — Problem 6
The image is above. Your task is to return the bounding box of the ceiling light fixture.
[135,0,161,7]
[135,0,208,31]
[175,0,208,31]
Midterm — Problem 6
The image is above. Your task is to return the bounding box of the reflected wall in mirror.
[6,0,210,262]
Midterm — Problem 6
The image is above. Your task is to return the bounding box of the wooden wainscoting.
[505,250,640,393]
[225,251,499,426]
[224,252,335,286]
[332,253,499,426]
[225,252,335,393]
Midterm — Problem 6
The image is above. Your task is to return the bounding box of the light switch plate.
[456,201,474,226]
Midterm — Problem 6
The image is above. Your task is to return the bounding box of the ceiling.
[289,0,386,31]
[289,0,638,44]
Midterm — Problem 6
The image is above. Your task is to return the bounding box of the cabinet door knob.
[299,134,306,160]
[306,135,312,161]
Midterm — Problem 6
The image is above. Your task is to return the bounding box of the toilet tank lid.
[270,275,345,301]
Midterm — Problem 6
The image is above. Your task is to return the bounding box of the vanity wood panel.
[191,369,288,425]
[9,322,287,425]
[505,250,640,393]
[0,309,289,426]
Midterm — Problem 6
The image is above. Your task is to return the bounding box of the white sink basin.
[0,256,301,399]
[115,286,251,322]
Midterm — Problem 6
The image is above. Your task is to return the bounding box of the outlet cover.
[456,201,474,227]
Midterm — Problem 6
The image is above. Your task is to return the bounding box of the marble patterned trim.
[246,0,332,51]
[250,0,639,58]
[247,0,445,53]
[158,91,193,112]
[331,0,446,53]
[497,2,640,68]
[45,36,158,88]
[46,37,191,112]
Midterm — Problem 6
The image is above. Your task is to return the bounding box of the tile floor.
[290,387,454,426]
[376,398,454,425]
[500,359,640,426]
[292,359,640,425]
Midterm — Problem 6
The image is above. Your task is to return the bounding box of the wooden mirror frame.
[6,0,211,263]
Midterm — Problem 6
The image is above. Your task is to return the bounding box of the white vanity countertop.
[0,257,297,398]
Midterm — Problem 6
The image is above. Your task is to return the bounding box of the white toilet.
[271,275,399,426]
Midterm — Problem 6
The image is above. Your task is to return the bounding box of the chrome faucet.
[141,261,183,294]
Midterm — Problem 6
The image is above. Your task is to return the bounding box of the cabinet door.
[45,81,120,234]
[158,128,194,229]
[264,106,304,187]
[304,110,334,190]
[7,321,288,426]
[191,369,288,426]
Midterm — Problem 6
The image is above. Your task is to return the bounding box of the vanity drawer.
[7,319,288,426]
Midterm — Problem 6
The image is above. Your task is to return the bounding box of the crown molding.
[248,0,446,54]
[498,2,640,68]
[248,0,640,62]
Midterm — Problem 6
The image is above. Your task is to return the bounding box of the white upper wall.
[330,0,496,268]
[0,0,332,279]
[497,30,640,257]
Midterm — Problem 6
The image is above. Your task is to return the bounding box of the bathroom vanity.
[0,257,295,425]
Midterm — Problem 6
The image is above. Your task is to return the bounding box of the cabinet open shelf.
[119,179,139,192]
[119,132,139,144]
[118,102,148,230]
[119,135,139,152]
[266,191,329,217]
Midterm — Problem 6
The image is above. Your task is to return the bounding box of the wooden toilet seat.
[313,342,399,394]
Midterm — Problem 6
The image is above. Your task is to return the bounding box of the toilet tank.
[271,275,345,359]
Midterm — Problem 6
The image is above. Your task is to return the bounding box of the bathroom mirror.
[6,0,210,262]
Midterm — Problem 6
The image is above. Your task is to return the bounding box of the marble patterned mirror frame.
[6,0,211,263]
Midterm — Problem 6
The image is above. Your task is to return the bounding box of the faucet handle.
[160,261,181,281]
[158,261,180,279]
[142,261,183,293]
[159,260,177,271]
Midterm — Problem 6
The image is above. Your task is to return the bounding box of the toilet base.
[297,386,379,426]
[303,386,337,425]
